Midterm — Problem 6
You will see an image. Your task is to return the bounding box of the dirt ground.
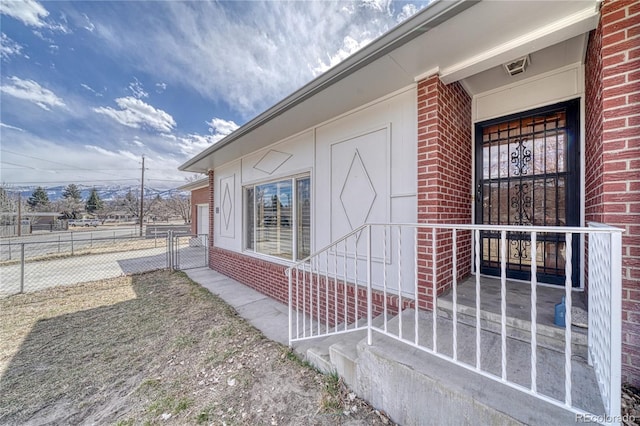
[0,271,393,425]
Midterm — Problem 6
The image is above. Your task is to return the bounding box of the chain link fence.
[0,231,208,297]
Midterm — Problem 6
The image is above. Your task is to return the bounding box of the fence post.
[71,232,74,255]
[154,228,157,248]
[167,231,173,271]
[20,243,25,294]
[204,234,208,267]
[174,234,179,270]
[7,237,11,261]
[58,235,61,253]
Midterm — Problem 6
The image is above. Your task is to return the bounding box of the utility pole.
[139,155,145,237]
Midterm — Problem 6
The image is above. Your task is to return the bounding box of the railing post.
[19,243,25,294]
[367,225,372,346]
[564,232,573,407]
[610,230,622,420]
[288,267,293,346]
[530,231,538,394]
[474,229,481,370]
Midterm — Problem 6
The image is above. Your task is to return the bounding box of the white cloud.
[0,33,27,60]
[155,82,167,93]
[0,0,49,28]
[175,133,219,158]
[396,4,420,23]
[90,1,425,119]
[128,77,148,99]
[0,122,25,132]
[0,76,65,110]
[85,144,118,157]
[359,0,392,15]
[80,83,103,97]
[82,13,95,32]
[94,96,176,133]
[206,118,239,137]
[132,139,145,147]
[173,118,239,158]
[313,35,372,75]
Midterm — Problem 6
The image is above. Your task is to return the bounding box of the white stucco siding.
[212,86,418,294]
[314,87,417,250]
[240,130,314,185]
[314,87,417,293]
[214,160,242,252]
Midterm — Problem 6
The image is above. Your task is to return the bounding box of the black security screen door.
[475,99,580,286]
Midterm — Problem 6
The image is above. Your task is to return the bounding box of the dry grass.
[0,270,391,425]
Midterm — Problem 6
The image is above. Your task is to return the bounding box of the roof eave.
[178,0,477,173]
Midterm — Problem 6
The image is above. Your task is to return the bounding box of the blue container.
[554,296,566,327]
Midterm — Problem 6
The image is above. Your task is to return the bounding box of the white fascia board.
[414,67,440,82]
[439,5,600,84]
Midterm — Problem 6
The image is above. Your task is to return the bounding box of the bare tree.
[165,193,191,223]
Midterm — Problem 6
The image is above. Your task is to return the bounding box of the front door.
[475,99,580,286]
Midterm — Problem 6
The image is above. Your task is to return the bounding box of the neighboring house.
[178,178,210,238]
[180,0,637,422]
[22,212,62,225]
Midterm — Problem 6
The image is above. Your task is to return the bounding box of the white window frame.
[243,173,311,262]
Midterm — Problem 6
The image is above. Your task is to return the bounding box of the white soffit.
[391,1,599,85]
[462,34,588,95]
[438,4,600,84]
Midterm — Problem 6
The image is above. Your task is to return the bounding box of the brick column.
[416,75,472,310]
[585,0,640,385]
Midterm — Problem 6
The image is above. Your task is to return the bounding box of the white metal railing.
[285,222,623,421]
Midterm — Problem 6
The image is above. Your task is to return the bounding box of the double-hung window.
[245,175,310,261]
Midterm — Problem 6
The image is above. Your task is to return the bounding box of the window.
[245,175,310,261]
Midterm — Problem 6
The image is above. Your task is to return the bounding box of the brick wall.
[416,75,473,309]
[585,0,640,386]
[189,186,208,235]
[209,246,414,328]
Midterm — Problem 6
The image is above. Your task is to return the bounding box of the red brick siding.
[416,75,473,309]
[210,246,414,327]
[585,0,640,386]
[189,186,209,235]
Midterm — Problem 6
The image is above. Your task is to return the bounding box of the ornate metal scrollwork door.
[475,99,580,285]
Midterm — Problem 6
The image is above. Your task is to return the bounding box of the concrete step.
[437,299,588,359]
[355,331,603,426]
[291,314,385,376]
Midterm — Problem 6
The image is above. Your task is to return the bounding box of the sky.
[0,0,430,194]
